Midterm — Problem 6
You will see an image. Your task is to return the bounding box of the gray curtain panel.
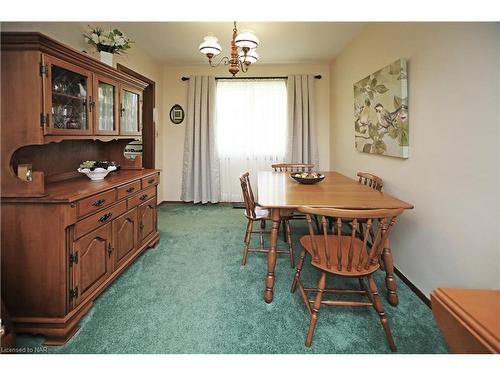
[181,76,220,203]
[286,75,319,166]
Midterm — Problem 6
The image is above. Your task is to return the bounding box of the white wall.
[161,63,331,201]
[329,22,500,296]
[1,22,167,201]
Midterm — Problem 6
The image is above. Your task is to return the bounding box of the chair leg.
[305,271,326,347]
[259,223,264,250]
[291,248,307,293]
[282,219,287,243]
[260,220,266,230]
[378,255,386,271]
[241,219,253,266]
[368,275,397,352]
[285,220,294,268]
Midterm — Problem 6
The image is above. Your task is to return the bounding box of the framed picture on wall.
[170,104,185,124]
[353,58,409,159]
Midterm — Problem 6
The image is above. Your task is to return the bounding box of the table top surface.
[257,171,413,209]
[432,288,500,346]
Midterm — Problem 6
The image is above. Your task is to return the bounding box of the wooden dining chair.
[239,172,295,268]
[290,206,403,351]
[331,172,385,238]
[357,172,384,192]
[272,163,314,172]
[271,163,320,238]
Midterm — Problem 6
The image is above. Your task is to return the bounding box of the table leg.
[264,208,280,303]
[381,237,398,306]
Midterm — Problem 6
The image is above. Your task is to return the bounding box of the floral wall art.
[354,58,409,158]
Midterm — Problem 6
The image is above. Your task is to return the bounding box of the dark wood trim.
[394,266,431,308]
[1,32,146,90]
[117,64,156,169]
[117,64,156,107]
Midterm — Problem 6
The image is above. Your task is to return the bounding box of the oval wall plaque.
[170,104,185,124]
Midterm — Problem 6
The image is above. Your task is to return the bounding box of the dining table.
[257,171,414,305]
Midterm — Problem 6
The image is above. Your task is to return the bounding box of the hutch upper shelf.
[1,32,146,141]
[1,32,148,198]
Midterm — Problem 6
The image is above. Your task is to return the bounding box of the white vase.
[99,51,114,66]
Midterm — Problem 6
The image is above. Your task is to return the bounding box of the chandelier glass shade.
[199,22,259,76]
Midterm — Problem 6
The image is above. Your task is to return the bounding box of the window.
[216,79,287,202]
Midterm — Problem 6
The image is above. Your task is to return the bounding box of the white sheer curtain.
[216,79,287,202]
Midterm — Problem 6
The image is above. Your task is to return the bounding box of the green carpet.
[16,203,448,353]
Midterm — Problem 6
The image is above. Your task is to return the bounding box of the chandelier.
[199,22,259,77]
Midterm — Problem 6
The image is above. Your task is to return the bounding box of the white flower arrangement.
[84,27,133,54]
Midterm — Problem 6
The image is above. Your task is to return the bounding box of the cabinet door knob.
[98,212,113,222]
[93,199,105,207]
[139,194,148,201]
[107,243,113,257]
[126,187,135,193]
[147,178,155,184]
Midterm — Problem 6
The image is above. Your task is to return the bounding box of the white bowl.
[78,166,117,181]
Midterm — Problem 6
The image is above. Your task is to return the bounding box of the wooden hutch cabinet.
[1,32,160,345]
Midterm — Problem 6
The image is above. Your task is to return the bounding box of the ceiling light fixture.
[199,21,259,77]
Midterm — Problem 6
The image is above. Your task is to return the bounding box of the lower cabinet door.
[113,208,138,270]
[138,197,157,245]
[72,223,113,308]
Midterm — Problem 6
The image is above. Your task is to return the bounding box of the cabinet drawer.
[77,189,116,218]
[75,201,127,239]
[117,180,141,200]
[127,186,156,209]
[141,174,160,189]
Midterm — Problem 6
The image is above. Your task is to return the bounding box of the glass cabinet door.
[95,76,118,135]
[120,87,142,135]
[43,55,92,135]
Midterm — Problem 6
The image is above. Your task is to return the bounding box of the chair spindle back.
[357,172,384,191]
[299,206,403,273]
[239,172,256,219]
[272,163,314,172]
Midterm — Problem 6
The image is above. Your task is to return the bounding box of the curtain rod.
[181,75,322,81]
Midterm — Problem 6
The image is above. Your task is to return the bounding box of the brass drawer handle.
[126,187,135,193]
[98,212,113,223]
[139,194,148,201]
[147,178,155,184]
[93,199,105,207]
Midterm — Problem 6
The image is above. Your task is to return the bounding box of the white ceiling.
[112,22,365,64]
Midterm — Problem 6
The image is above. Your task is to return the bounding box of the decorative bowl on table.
[290,172,325,185]
[78,161,117,181]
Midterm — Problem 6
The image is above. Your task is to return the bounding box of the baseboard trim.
[158,201,237,207]
[158,200,182,205]
[394,266,431,308]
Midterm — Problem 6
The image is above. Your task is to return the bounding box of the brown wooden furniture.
[1,32,161,345]
[291,206,403,350]
[340,172,384,244]
[1,32,146,198]
[1,170,160,345]
[257,171,413,304]
[240,172,294,268]
[431,288,500,353]
[117,64,156,169]
[271,163,314,172]
[357,172,384,191]
[1,299,16,351]
[271,163,317,240]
